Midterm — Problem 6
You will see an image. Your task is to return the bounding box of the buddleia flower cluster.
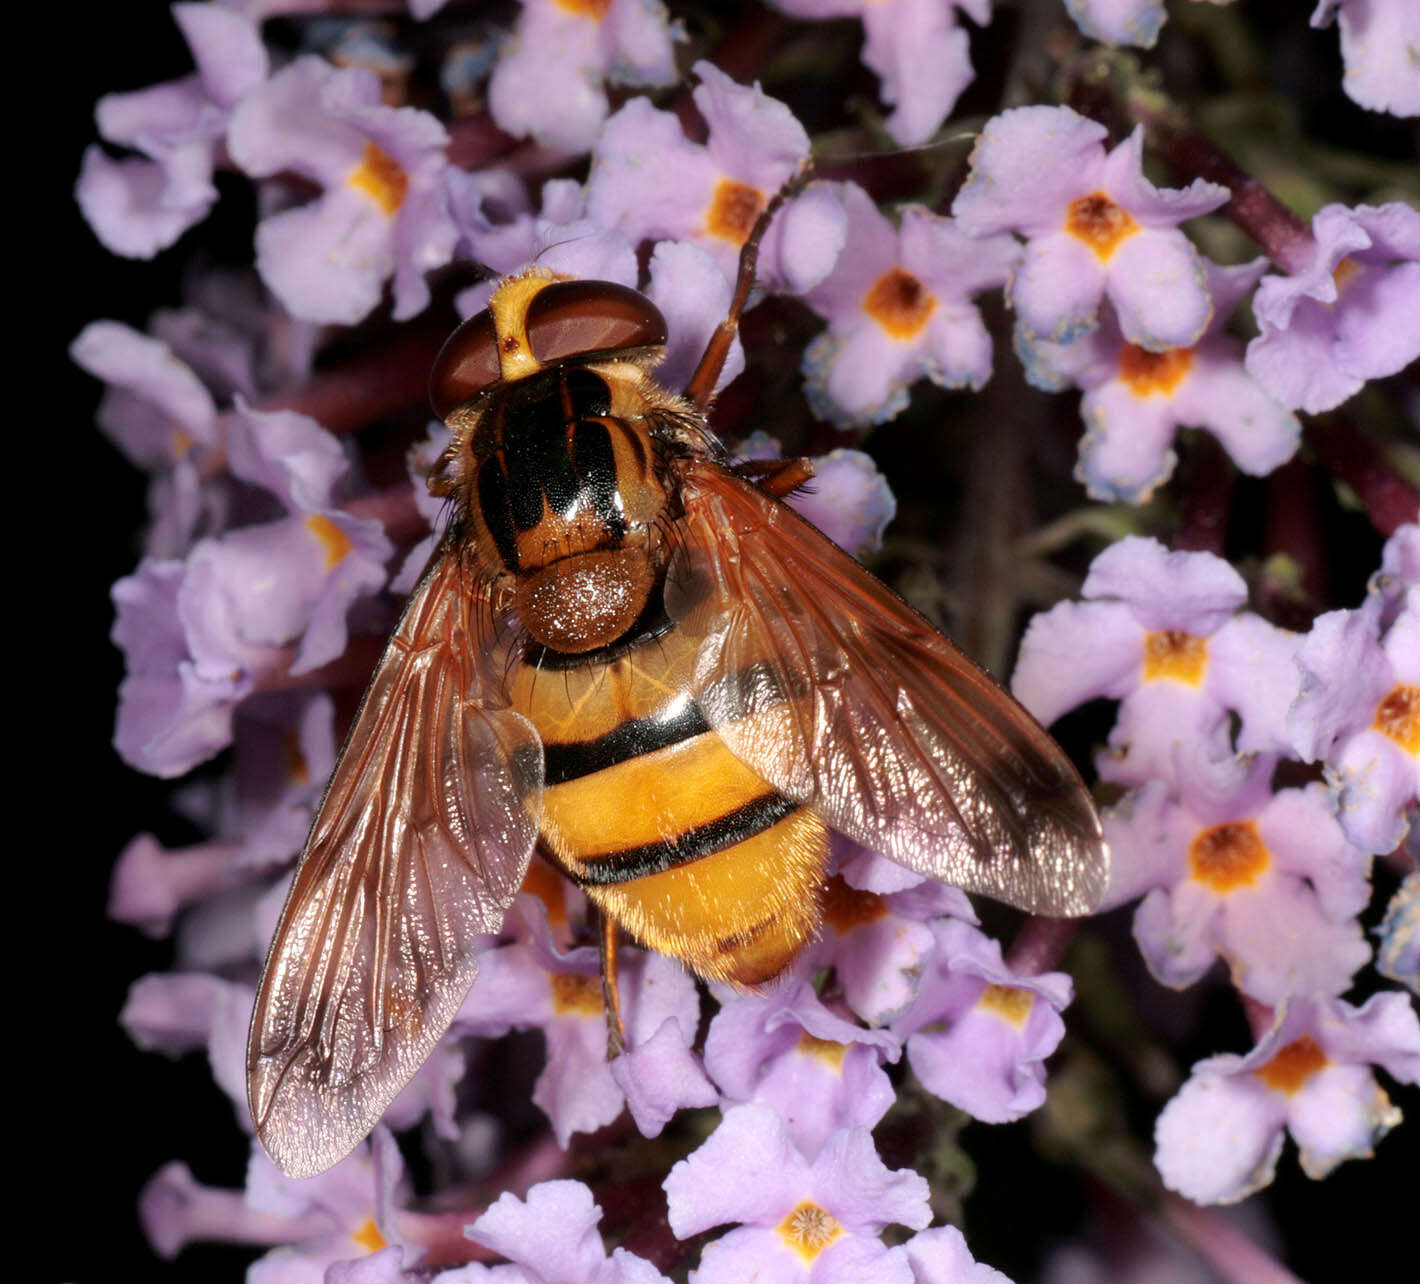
[78,2,1417,1281]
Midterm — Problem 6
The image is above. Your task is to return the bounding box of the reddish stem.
[1006,916,1079,976]
[1173,435,1234,556]
[1145,119,1313,273]
[1160,1191,1306,1284]
[1306,419,1420,537]
[259,323,449,436]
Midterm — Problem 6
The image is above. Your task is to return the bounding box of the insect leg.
[733,456,816,498]
[599,910,628,1058]
[682,160,815,411]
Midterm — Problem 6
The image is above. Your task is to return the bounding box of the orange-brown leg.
[599,910,628,1058]
[682,160,815,411]
[733,456,816,498]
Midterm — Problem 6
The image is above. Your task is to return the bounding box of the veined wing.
[664,459,1106,917]
[247,546,542,1178]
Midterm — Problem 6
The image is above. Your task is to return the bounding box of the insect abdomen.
[509,627,829,986]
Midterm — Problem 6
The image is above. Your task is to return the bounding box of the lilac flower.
[1310,0,1420,117]
[141,1130,406,1269]
[585,61,846,292]
[111,557,255,777]
[487,0,681,154]
[1018,259,1300,503]
[952,107,1229,351]
[110,404,391,776]
[147,266,321,407]
[454,900,707,1145]
[1288,589,1420,854]
[76,3,268,258]
[109,832,238,938]
[449,174,637,310]
[663,1103,931,1282]
[1104,756,1372,1003]
[1244,201,1420,414]
[801,183,1019,426]
[703,977,899,1157]
[227,56,457,324]
[891,919,1073,1123]
[734,434,898,557]
[446,175,743,394]
[1061,0,1166,48]
[1377,872,1418,991]
[1012,536,1302,788]
[904,1227,1013,1284]
[1154,993,1420,1203]
[769,0,992,147]
[70,320,221,556]
[801,863,970,1025]
[448,1180,670,1283]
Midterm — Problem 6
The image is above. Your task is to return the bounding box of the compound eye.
[429,310,500,420]
[525,281,668,368]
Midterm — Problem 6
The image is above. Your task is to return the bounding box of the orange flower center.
[1142,630,1208,685]
[977,983,1034,1029]
[283,728,310,786]
[1118,344,1194,395]
[556,0,612,16]
[1065,192,1139,259]
[1255,1035,1329,1094]
[353,1216,387,1253]
[1189,820,1270,892]
[519,858,569,930]
[348,140,409,216]
[550,972,603,1015]
[796,1032,848,1069]
[1374,684,1420,754]
[820,876,888,932]
[705,178,765,246]
[778,1201,843,1261]
[306,514,353,570]
[863,267,937,339]
[1332,256,1361,292]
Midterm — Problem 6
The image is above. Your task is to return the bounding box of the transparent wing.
[664,460,1107,916]
[247,547,542,1179]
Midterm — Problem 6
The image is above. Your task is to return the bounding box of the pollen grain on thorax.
[347,140,409,216]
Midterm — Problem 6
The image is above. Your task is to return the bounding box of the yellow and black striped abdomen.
[507,627,830,986]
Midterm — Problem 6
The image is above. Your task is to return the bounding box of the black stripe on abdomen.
[562,792,801,886]
[543,697,710,785]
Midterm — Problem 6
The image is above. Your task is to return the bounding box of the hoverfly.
[247,176,1108,1179]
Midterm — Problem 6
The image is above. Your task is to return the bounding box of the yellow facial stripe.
[488,272,559,382]
[348,141,408,216]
